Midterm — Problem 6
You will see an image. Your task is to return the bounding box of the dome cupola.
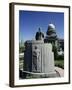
[48,24,55,30]
[46,23,57,39]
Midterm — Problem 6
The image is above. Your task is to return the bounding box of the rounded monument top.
[48,24,55,30]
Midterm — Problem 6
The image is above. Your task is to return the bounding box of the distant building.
[19,40,24,47]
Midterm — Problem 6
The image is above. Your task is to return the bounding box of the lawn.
[54,60,64,69]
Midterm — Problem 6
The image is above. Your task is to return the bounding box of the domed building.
[44,24,58,49]
[46,24,57,38]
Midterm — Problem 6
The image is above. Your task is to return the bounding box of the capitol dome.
[46,23,57,37]
[48,24,55,30]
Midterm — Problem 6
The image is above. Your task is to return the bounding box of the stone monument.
[22,28,56,78]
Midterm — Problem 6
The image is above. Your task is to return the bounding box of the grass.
[54,60,64,69]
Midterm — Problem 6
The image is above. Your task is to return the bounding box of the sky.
[19,10,64,42]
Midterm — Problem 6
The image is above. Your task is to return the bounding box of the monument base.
[19,69,60,79]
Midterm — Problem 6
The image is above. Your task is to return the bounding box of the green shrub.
[56,55,64,60]
[52,45,58,60]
